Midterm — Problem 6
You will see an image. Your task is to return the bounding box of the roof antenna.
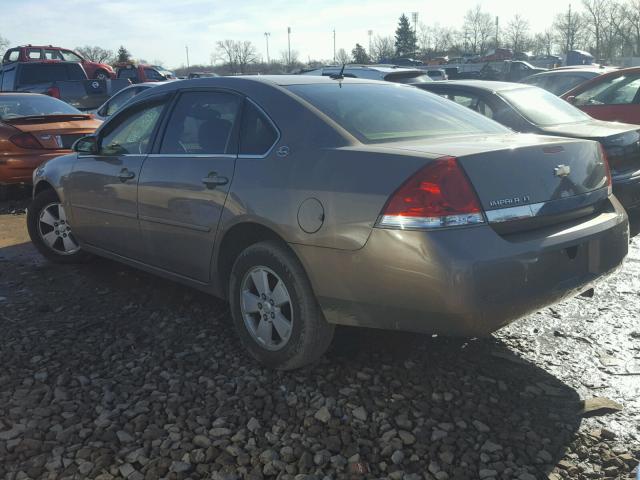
[330,63,346,80]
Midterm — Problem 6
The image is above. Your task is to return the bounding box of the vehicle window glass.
[27,49,42,60]
[106,88,139,116]
[286,83,508,143]
[100,101,165,155]
[17,63,84,85]
[60,50,83,62]
[8,50,19,62]
[545,75,585,95]
[118,69,137,80]
[160,91,241,154]
[1,68,15,90]
[443,92,495,119]
[239,101,278,155]
[386,72,432,84]
[144,68,164,81]
[0,95,81,120]
[44,49,65,61]
[574,74,640,105]
[501,86,590,126]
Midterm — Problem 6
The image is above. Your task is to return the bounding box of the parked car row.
[19,75,631,369]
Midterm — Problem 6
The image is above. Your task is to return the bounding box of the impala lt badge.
[554,164,571,177]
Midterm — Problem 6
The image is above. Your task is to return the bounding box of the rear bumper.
[292,197,629,336]
[613,169,640,212]
[0,151,69,185]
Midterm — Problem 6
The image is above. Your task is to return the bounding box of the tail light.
[10,133,43,150]
[598,143,612,194]
[377,156,485,229]
[46,86,60,98]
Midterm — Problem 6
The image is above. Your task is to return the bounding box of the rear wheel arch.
[215,222,303,299]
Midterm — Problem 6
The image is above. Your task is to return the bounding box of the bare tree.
[214,39,237,70]
[335,48,351,64]
[582,0,612,59]
[0,34,10,57]
[75,46,114,63]
[462,5,494,54]
[553,5,586,53]
[616,0,640,55]
[371,35,395,62]
[505,14,531,52]
[235,41,259,73]
[531,30,556,56]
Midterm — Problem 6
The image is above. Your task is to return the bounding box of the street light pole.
[264,32,271,63]
[333,29,336,63]
[185,45,190,69]
[287,27,291,65]
[411,12,418,58]
[368,30,373,58]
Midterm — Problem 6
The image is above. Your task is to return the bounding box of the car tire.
[27,189,92,264]
[229,241,334,370]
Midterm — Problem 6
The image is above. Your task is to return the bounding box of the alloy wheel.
[37,203,80,255]
[240,266,293,351]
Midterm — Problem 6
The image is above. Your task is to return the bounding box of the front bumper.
[292,197,629,336]
[0,151,70,185]
[613,169,640,212]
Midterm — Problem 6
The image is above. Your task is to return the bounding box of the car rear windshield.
[286,83,508,143]
[385,72,432,84]
[500,86,590,126]
[17,63,85,86]
[0,95,82,120]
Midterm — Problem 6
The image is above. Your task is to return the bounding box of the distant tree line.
[3,0,640,72]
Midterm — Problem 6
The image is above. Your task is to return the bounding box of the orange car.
[0,92,101,197]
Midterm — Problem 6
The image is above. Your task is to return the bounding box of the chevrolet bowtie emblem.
[554,164,571,177]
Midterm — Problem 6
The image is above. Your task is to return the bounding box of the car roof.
[421,80,532,92]
[313,65,425,74]
[0,92,48,97]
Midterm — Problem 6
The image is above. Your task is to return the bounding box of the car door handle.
[201,173,229,188]
[118,169,135,182]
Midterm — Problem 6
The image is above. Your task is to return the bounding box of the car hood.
[540,120,639,140]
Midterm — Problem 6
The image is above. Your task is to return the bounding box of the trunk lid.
[381,133,610,232]
[541,120,640,175]
[5,117,100,150]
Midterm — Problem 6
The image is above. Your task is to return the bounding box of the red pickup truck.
[115,63,175,84]
[2,45,115,80]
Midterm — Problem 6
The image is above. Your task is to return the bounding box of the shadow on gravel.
[0,248,584,479]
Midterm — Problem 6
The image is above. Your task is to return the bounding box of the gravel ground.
[0,191,639,480]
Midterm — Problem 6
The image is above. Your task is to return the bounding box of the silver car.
[27,76,629,369]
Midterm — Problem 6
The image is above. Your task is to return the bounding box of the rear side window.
[118,69,137,80]
[160,91,241,155]
[44,49,65,61]
[7,50,20,62]
[443,92,495,119]
[239,101,278,155]
[287,83,507,143]
[17,64,85,85]
[546,74,589,95]
[27,48,42,60]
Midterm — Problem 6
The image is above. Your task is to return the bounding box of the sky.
[1,0,574,68]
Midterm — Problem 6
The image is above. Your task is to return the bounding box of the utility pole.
[287,27,291,65]
[411,12,419,58]
[333,29,336,63]
[264,32,271,63]
[185,45,190,69]
[368,30,373,58]
[567,3,572,53]
[495,16,499,48]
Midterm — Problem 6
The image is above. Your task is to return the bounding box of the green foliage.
[351,43,370,64]
[116,46,132,63]
[395,14,417,57]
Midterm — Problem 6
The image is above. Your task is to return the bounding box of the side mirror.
[72,135,97,154]
[566,95,577,105]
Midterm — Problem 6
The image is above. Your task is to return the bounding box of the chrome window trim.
[146,153,237,158]
[237,98,281,159]
[485,202,546,223]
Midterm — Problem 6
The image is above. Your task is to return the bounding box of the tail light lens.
[598,143,612,194]
[10,133,43,150]
[377,156,485,229]
[46,86,61,98]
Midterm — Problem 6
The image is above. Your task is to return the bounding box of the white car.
[426,69,448,81]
